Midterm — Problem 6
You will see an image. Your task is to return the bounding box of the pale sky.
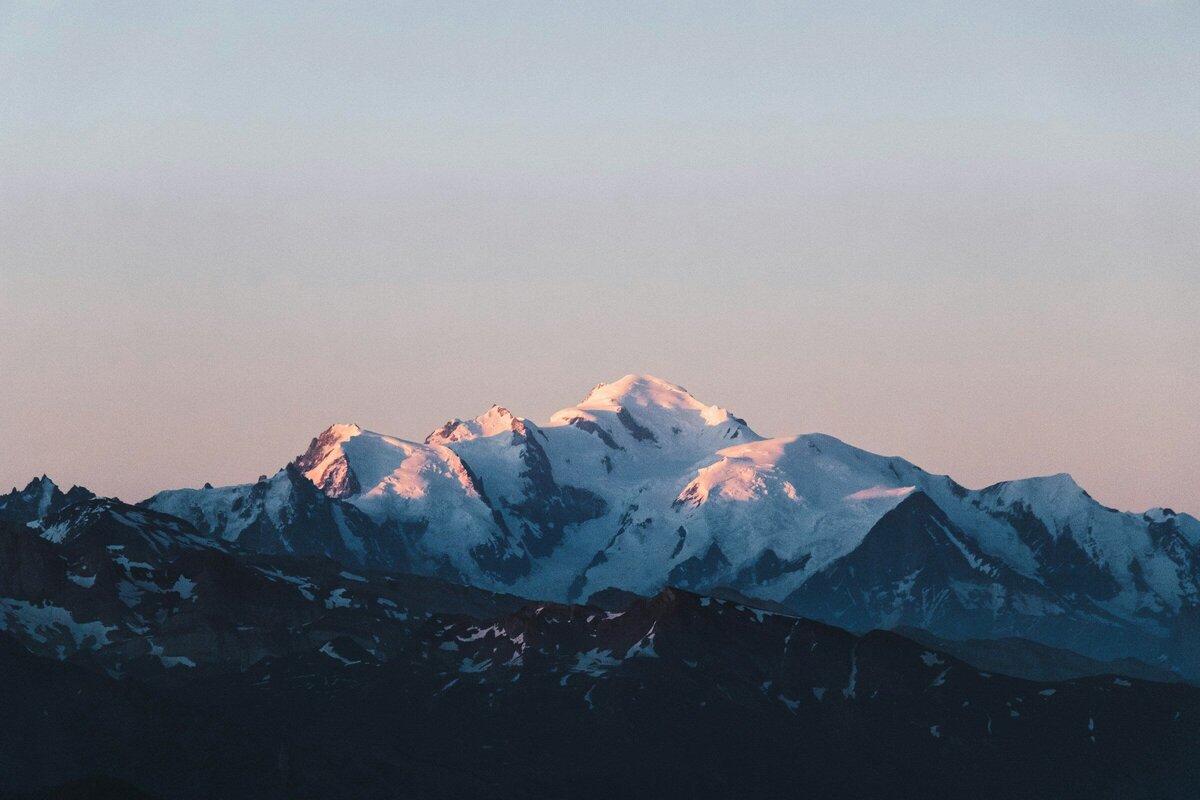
[1,1,1197,514]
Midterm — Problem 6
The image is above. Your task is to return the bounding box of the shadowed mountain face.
[2,581,1200,800]
[0,477,95,526]
[785,492,1156,658]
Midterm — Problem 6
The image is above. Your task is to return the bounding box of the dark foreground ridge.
[2,512,1199,800]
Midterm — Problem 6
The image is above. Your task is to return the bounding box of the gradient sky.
[1,1,1197,514]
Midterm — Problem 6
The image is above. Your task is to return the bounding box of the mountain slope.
[786,491,1167,662]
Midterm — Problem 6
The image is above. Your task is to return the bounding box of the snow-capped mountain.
[290,420,534,580]
[128,373,1200,674]
[5,409,1200,799]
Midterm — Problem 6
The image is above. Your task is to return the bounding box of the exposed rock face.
[0,476,95,525]
[294,424,364,498]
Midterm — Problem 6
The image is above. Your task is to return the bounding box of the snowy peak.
[294,423,365,498]
[296,423,363,466]
[982,472,1088,502]
[580,374,700,409]
[575,374,740,425]
[974,472,1098,539]
[426,405,525,446]
[550,373,759,450]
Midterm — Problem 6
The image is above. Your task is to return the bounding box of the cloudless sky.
[1,1,1197,514]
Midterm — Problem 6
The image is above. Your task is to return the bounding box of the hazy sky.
[1,1,1197,514]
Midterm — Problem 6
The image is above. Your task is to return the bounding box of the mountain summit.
[574,374,749,426]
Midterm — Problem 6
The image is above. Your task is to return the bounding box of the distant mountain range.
[3,373,1200,797]
[124,373,1200,676]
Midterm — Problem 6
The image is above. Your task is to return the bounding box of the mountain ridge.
[10,372,1198,676]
